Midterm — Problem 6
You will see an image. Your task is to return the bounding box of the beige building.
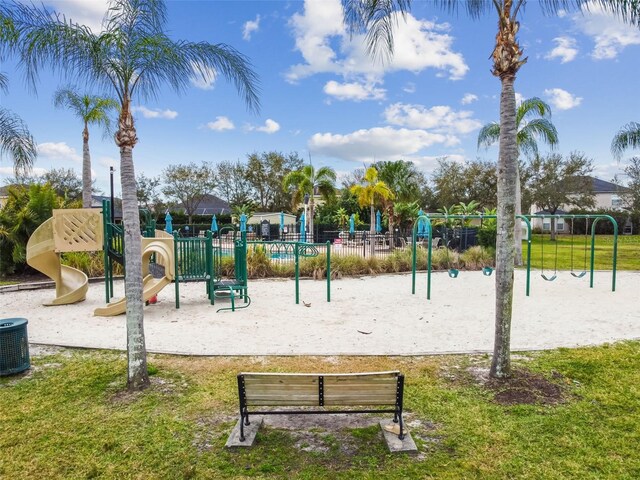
[530,176,629,233]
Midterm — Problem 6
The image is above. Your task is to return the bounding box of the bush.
[61,252,123,277]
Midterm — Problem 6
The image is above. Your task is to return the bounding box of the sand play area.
[1,270,638,356]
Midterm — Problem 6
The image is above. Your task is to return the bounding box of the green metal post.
[517,215,532,297]
[295,242,300,304]
[174,232,180,309]
[206,231,214,304]
[590,215,618,291]
[611,216,618,292]
[102,200,110,303]
[426,217,432,300]
[411,221,417,295]
[326,241,331,302]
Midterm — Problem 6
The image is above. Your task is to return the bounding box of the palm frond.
[520,118,558,149]
[477,122,500,150]
[611,122,640,159]
[342,0,411,63]
[516,97,553,124]
[0,106,37,175]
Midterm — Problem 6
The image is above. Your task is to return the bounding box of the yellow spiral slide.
[26,214,95,305]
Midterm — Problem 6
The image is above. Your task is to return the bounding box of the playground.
[4,205,636,355]
[5,269,639,355]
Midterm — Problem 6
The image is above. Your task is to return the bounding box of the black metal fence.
[154,222,482,261]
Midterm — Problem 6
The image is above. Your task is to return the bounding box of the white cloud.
[544,88,583,110]
[545,36,579,63]
[243,15,261,41]
[384,103,482,135]
[190,65,217,90]
[0,166,49,177]
[250,119,281,134]
[98,157,118,168]
[574,2,640,59]
[206,116,235,131]
[37,142,82,163]
[461,93,478,105]
[323,80,386,101]
[131,106,178,120]
[309,127,450,162]
[515,92,525,106]
[286,0,468,83]
[44,0,109,32]
[403,82,416,94]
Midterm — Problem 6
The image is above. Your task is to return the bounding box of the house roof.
[191,194,230,215]
[92,195,122,218]
[580,176,630,194]
[534,209,569,215]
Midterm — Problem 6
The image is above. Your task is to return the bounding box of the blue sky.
[1,0,639,197]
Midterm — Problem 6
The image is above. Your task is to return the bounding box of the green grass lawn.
[524,234,640,271]
[1,342,639,479]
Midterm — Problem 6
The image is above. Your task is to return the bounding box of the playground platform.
[2,270,639,356]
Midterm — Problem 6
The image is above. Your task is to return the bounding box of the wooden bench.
[236,371,405,442]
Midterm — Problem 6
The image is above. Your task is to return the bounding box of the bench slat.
[245,383,395,392]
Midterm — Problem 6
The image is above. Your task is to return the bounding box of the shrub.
[460,246,495,270]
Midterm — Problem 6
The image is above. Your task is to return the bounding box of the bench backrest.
[239,371,401,407]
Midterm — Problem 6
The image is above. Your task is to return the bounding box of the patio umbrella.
[240,213,247,232]
[349,214,355,234]
[280,211,285,232]
[210,214,218,233]
[376,210,382,233]
[300,213,306,243]
[165,212,173,234]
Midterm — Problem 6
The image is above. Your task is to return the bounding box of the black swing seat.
[541,273,557,281]
[571,271,587,278]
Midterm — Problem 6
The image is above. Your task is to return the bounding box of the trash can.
[0,318,30,376]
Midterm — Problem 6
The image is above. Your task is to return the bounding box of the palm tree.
[54,88,118,208]
[341,0,639,378]
[478,97,558,265]
[350,166,393,255]
[611,122,640,160]
[374,160,422,249]
[283,163,337,242]
[13,0,259,390]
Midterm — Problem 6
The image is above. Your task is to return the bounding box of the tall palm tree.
[478,97,558,265]
[13,0,259,390]
[342,0,639,378]
[350,166,393,255]
[54,88,118,208]
[611,122,640,160]
[374,160,422,249]
[283,163,337,241]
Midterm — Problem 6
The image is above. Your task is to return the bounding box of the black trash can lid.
[0,318,28,331]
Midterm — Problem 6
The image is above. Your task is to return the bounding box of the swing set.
[536,214,617,286]
[411,213,618,300]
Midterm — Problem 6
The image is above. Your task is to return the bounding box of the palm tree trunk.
[491,73,518,379]
[116,103,149,391]
[82,124,92,208]
[514,166,523,266]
